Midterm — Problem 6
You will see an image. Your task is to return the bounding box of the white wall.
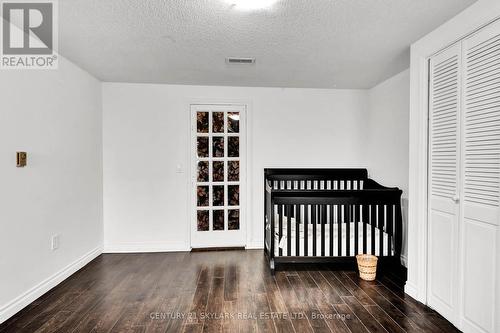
[367,69,410,264]
[367,69,410,195]
[0,57,103,322]
[102,84,369,251]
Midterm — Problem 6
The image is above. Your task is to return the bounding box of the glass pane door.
[191,105,246,248]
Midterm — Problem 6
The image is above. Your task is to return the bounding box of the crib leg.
[270,258,275,275]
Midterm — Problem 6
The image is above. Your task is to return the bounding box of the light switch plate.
[51,234,60,250]
[17,152,27,167]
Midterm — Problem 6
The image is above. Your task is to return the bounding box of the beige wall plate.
[17,152,27,167]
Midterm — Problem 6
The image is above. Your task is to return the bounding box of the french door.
[428,19,500,333]
[190,104,246,248]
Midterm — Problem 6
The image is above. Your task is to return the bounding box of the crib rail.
[265,168,368,180]
[265,168,369,191]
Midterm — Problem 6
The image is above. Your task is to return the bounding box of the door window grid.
[196,110,240,232]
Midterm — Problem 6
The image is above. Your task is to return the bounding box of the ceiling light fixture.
[225,0,279,11]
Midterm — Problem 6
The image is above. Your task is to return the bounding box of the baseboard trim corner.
[404,281,419,300]
[246,241,264,250]
[0,246,102,324]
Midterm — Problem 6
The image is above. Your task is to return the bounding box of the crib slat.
[346,205,351,256]
[353,203,358,223]
[354,205,359,255]
[379,204,385,256]
[321,205,326,256]
[271,203,275,258]
[387,204,394,256]
[278,204,283,257]
[337,205,342,256]
[329,205,334,256]
[304,205,309,257]
[362,204,368,254]
[395,203,403,257]
[287,205,292,256]
[371,205,376,255]
[312,205,317,256]
[296,205,301,256]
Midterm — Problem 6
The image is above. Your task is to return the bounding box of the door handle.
[452,195,460,203]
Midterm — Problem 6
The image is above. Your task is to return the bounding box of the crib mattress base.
[274,222,392,257]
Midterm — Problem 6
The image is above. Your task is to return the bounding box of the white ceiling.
[59,0,477,89]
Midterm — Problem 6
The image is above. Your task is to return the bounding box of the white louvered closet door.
[460,20,500,333]
[428,19,500,333]
[428,42,462,324]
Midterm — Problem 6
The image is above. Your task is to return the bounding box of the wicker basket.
[356,254,378,281]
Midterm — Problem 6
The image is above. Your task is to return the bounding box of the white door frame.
[188,102,249,249]
[407,1,500,304]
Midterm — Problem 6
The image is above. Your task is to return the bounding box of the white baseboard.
[0,246,102,324]
[404,281,419,300]
[103,241,190,253]
[246,241,264,250]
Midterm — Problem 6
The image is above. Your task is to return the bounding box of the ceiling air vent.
[226,57,256,65]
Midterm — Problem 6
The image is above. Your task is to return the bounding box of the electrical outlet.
[51,234,60,251]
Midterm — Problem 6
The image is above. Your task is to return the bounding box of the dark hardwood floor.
[0,250,459,333]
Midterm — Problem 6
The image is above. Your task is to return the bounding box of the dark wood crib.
[264,168,405,282]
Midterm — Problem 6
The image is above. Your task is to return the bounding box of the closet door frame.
[407,6,500,307]
[427,31,500,330]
